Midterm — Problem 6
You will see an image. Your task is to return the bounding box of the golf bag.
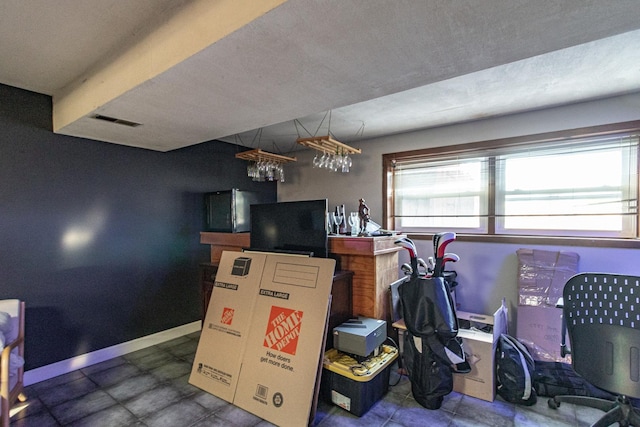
[399,274,466,409]
[402,329,452,409]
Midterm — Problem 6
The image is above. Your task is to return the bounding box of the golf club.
[395,237,416,257]
[433,232,456,277]
[401,262,413,276]
[436,252,460,277]
[442,252,459,264]
[432,232,444,262]
[417,257,429,277]
[395,237,418,278]
[436,232,456,258]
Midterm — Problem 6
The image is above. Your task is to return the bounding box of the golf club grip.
[411,257,419,278]
[433,258,443,277]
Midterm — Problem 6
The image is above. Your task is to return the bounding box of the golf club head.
[401,263,413,276]
[403,236,415,246]
[432,233,443,259]
[442,253,460,263]
[403,236,417,256]
[394,237,417,258]
[436,232,456,258]
[395,237,419,277]
[417,258,429,276]
[434,252,460,275]
[440,253,459,275]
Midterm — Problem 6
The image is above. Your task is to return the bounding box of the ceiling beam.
[52,0,287,136]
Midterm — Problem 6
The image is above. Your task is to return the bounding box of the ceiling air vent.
[92,114,141,127]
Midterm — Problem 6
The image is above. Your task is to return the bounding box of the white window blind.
[495,136,638,237]
[389,132,639,238]
[393,156,489,233]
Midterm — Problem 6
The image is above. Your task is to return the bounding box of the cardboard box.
[516,248,579,307]
[516,305,568,363]
[452,301,508,402]
[516,248,578,362]
[189,251,336,427]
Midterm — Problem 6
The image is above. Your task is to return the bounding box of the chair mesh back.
[563,273,640,398]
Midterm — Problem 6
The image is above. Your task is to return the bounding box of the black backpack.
[495,334,537,406]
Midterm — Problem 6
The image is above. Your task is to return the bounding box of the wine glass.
[335,149,343,171]
[277,163,285,182]
[319,153,325,169]
[342,153,352,173]
[348,212,360,235]
[327,152,336,171]
[330,211,340,234]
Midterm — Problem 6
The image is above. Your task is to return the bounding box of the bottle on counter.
[339,204,347,234]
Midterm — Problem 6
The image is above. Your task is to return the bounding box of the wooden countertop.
[327,234,405,256]
[200,232,405,257]
[200,232,250,246]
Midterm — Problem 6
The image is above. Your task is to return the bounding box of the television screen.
[250,199,328,258]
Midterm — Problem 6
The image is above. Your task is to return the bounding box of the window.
[384,121,640,240]
[392,157,488,232]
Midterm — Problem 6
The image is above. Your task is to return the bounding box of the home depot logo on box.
[221,307,234,325]
[263,306,303,356]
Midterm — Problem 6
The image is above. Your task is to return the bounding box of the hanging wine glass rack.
[295,136,362,155]
[236,149,296,182]
[235,148,297,163]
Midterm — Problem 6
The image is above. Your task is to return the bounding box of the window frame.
[382,120,640,248]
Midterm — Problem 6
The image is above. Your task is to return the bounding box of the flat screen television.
[249,199,329,258]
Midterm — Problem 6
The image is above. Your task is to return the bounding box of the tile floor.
[12,331,607,426]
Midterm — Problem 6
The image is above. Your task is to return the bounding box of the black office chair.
[548,273,640,427]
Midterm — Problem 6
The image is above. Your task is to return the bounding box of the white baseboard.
[24,321,202,386]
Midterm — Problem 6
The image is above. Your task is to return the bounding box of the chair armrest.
[555,300,571,358]
[1,335,24,398]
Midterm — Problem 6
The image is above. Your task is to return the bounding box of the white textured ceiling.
[1,0,640,153]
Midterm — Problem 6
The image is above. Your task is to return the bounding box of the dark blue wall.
[0,84,276,370]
